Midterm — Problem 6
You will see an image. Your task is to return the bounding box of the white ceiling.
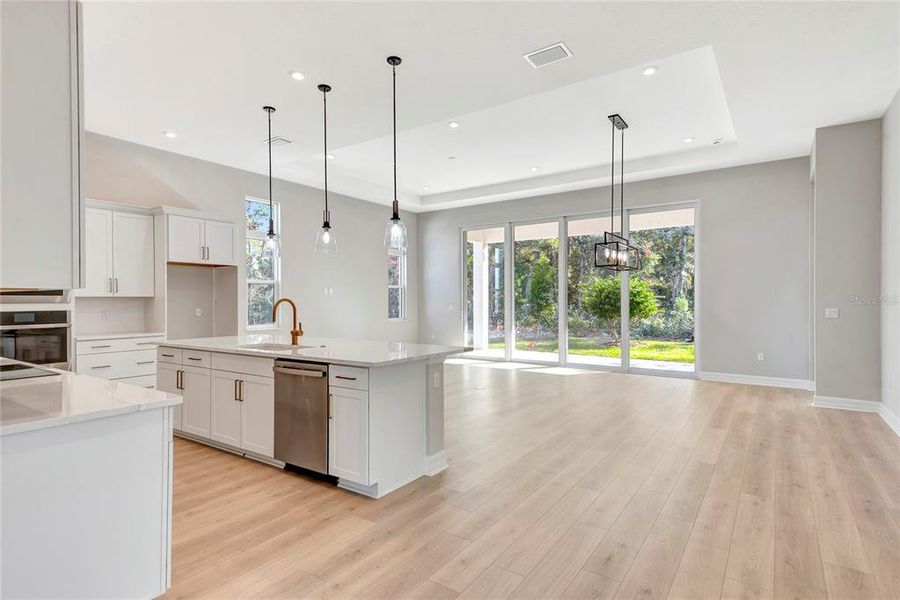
[83,1,899,212]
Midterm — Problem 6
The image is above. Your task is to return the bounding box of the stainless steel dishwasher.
[273,360,329,474]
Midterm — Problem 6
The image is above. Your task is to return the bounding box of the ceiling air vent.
[263,136,292,147]
[523,42,572,68]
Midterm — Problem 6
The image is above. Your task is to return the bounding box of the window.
[245,198,280,328]
[388,248,406,320]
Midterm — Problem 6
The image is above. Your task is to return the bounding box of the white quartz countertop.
[161,334,466,367]
[73,331,165,341]
[0,360,181,436]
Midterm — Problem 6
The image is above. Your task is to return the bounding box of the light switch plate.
[824,308,840,319]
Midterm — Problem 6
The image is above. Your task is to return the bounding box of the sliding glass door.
[461,204,697,374]
[626,207,696,372]
[512,222,560,363]
[464,227,506,359]
[566,217,622,367]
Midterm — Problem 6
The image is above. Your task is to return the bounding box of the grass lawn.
[489,337,694,363]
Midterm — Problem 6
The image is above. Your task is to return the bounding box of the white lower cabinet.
[157,362,182,430]
[210,370,242,447]
[180,366,211,438]
[329,386,369,485]
[240,374,274,457]
[157,347,274,460]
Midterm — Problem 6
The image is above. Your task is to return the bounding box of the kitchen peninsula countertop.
[160,334,465,367]
[0,359,181,436]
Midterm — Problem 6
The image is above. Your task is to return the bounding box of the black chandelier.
[595,114,641,271]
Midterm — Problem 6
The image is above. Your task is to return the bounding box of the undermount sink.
[239,343,315,351]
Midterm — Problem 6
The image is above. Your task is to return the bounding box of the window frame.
[387,247,407,321]
[245,196,281,330]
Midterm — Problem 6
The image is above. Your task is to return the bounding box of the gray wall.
[883,91,900,416]
[814,120,882,402]
[84,132,418,342]
[418,157,812,382]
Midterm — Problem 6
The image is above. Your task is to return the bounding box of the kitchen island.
[157,334,464,498]
[0,359,181,599]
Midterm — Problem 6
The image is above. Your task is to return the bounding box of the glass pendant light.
[595,114,641,271]
[315,84,337,253]
[383,55,408,254]
[263,105,278,252]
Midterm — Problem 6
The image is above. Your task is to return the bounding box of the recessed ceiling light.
[289,71,305,81]
[163,131,177,138]
[449,121,460,129]
[683,136,694,143]
[530,166,539,172]
[423,186,430,191]
[642,66,658,76]
[326,153,335,160]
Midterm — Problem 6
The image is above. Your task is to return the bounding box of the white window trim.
[246,197,281,330]
[388,247,407,321]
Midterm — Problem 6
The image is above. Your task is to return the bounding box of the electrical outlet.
[825,308,840,319]
[757,352,765,361]
[195,307,202,317]
[324,287,328,295]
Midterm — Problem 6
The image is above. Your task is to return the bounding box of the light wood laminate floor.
[165,361,900,600]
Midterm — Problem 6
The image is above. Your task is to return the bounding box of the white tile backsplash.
[74,297,148,334]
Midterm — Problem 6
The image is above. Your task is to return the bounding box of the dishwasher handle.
[273,366,325,378]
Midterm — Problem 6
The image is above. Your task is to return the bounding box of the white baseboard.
[699,371,814,391]
[812,395,900,439]
[812,395,880,412]
[425,450,448,476]
[879,402,900,437]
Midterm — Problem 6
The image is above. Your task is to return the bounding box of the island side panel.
[0,407,172,599]
[425,357,448,474]
[366,360,427,497]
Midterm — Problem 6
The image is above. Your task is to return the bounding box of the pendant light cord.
[392,62,398,219]
[610,119,615,234]
[620,126,625,237]
[265,106,275,237]
[323,89,329,217]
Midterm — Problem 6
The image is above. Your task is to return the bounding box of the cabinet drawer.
[77,349,157,379]
[114,374,157,389]
[76,335,165,355]
[211,352,274,378]
[158,347,182,364]
[183,350,211,368]
[329,365,368,391]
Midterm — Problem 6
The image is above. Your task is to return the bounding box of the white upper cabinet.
[167,215,205,263]
[204,220,235,265]
[112,212,155,296]
[167,214,234,266]
[78,207,154,297]
[0,1,83,289]
[82,209,113,296]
